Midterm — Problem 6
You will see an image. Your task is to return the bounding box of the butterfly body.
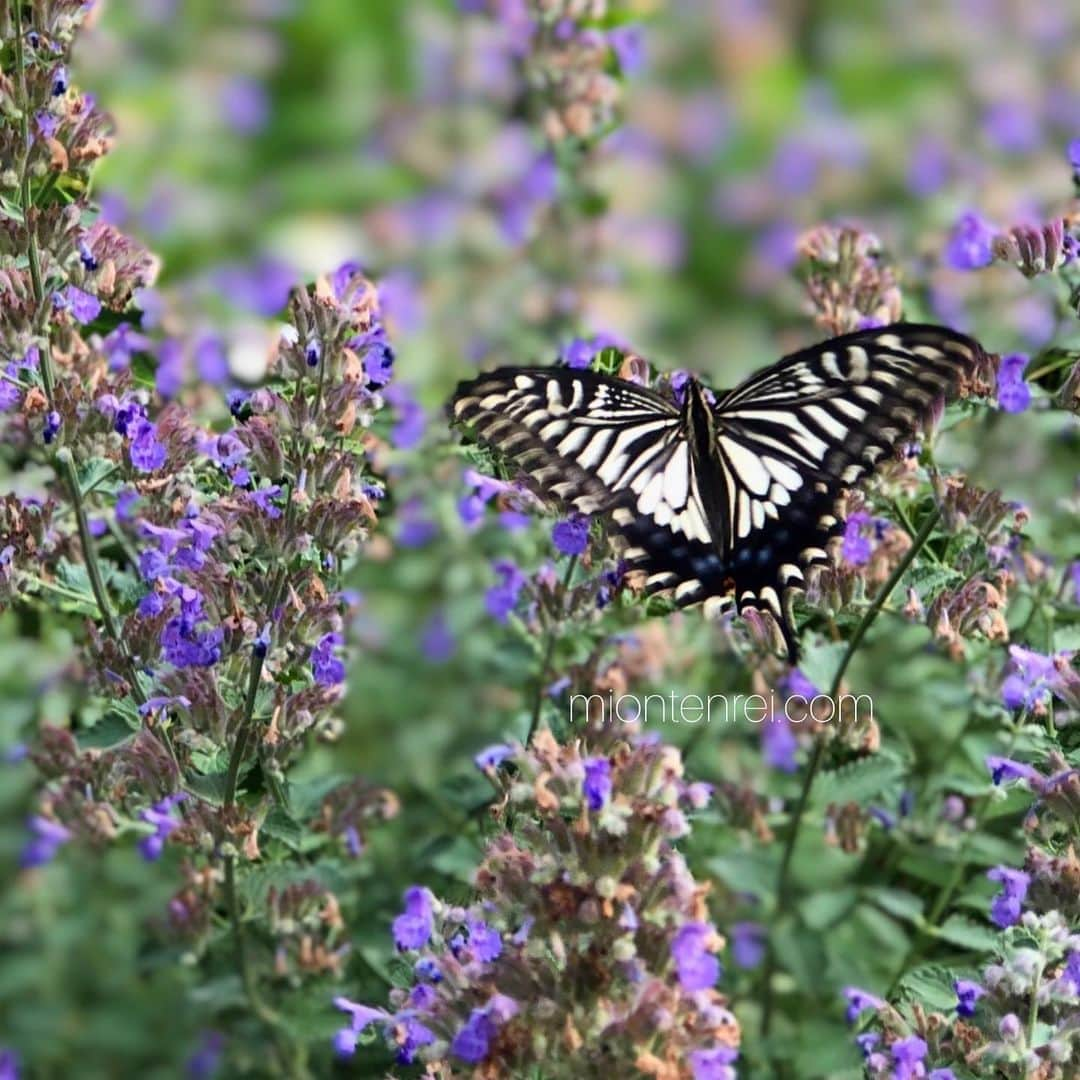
[449,324,990,661]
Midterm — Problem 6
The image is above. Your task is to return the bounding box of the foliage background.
[1,0,1078,1077]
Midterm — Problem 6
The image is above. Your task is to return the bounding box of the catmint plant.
[2,4,397,1073]
[333,730,740,1077]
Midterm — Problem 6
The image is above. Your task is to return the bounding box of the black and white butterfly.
[449,323,988,661]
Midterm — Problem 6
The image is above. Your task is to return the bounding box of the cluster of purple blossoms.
[333,731,740,1076]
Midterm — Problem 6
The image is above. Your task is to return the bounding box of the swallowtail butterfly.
[449,324,988,661]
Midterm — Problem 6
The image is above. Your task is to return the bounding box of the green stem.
[761,506,943,1039]
[526,554,577,743]
[11,0,56,408]
[1027,960,1044,1045]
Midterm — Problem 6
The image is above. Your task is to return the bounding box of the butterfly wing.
[449,323,989,662]
[449,367,713,543]
[688,322,989,652]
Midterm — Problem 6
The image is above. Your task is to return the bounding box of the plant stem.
[526,554,577,743]
[761,505,943,1040]
[11,0,56,408]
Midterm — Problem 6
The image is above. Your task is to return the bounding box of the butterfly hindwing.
[449,324,989,661]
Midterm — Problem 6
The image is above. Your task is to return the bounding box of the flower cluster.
[2,7,397,1072]
[797,224,902,335]
[849,748,1080,1079]
[462,1,639,144]
[333,731,740,1077]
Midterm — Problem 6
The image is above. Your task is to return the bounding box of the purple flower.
[311,632,346,688]
[332,996,388,1058]
[52,65,68,95]
[248,485,283,519]
[474,743,514,771]
[996,353,1031,414]
[563,337,596,369]
[1001,645,1058,710]
[552,514,589,556]
[420,610,455,663]
[185,1031,224,1080]
[731,921,766,969]
[451,1009,493,1063]
[988,865,1030,927]
[137,792,186,861]
[762,717,798,773]
[769,135,819,195]
[954,978,985,1017]
[841,511,874,565]
[1060,951,1080,994]
[156,338,185,397]
[395,1017,435,1065]
[986,755,1039,786]
[688,1045,738,1080]
[392,886,434,950]
[582,756,612,810]
[467,918,502,962]
[671,922,720,990]
[929,1071,957,1080]
[130,419,168,472]
[102,323,150,370]
[449,1010,491,1064]
[0,1050,19,1080]
[891,1036,927,1080]
[220,76,269,135]
[609,25,646,75]
[485,559,526,622]
[385,384,425,449]
[907,136,950,196]
[42,410,61,444]
[944,211,997,270]
[784,668,819,699]
[62,285,102,324]
[983,100,1041,154]
[20,815,71,868]
[843,986,885,1024]
[193,334,229,384]
[855,1032,879,1059]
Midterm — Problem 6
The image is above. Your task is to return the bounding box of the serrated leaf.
[798,640,847,694]
[810,752,904,806]
[185,772,230,806]
[707,850,778,899]
[77,456,118,497]
[799,887,856,930]
[936,915,998,952]
[864,887,925,926]
[896,963,963,1011]
[1051,624,1080,651]
[261,807,307,852]
[77,710,137,751]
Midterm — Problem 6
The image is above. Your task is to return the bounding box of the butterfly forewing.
[449,324,988,660]
[450,368,712,543]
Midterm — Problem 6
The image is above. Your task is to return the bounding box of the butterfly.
[448,323,989,661]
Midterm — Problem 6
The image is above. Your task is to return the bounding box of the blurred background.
[3,0,1079,1075]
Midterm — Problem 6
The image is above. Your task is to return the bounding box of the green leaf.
[810,752,904,806]
[185,772,230,806]
[77,711,137,751]
[707,850,778,899]
[935,915,998,952]
[896,963,963,1011]
[799,887,857,930]
[864,887,925,926]
[261,807,308,852]
[799,640,847,693]
[76,457,119,497]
